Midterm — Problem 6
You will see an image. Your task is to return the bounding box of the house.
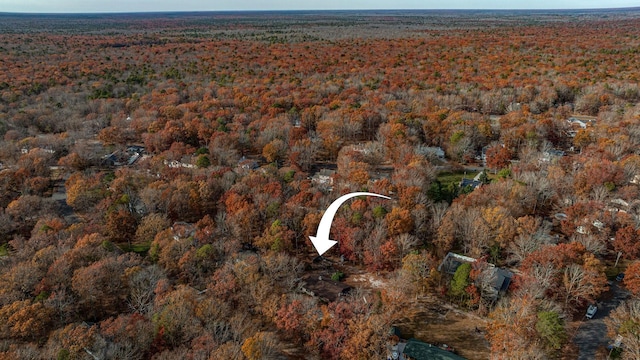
[459,178,482,191]
[418,146,446,160]
[126,145,145,154]
[311,169,335,192]
[476,145,491,166]
[481,267,513,301]
[438,253,478,275]
[438,252,513,301]
[351,143,372,156]
[237,156,259,171]
[567,115,596,130]
[568,118,587,129]
[103,147,144,167]
[164,159,196,169]
[127,153,141,165]
[539,149,565,163]
[103,151,123,166]
[400,339,467,360]
[171,222,196,241]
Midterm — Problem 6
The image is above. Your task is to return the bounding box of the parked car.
[616,273,625,282]
[586,304,597,319]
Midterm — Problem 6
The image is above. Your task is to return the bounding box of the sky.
[1,0,639,13]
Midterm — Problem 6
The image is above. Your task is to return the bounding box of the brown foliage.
[624,261,640,298]
[4,12,640,358]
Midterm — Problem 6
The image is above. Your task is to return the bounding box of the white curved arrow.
[310,192,391,256]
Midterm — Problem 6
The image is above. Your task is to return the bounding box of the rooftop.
[403,339,467,360]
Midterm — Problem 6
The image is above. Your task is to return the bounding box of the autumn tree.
[614,225,640,260]
[307,301,359,359]
[152,285,203,348]
[521,243,608,311]
[71,254,141,320]
[65,172,107,212]
[45,323,100,360]
[105,207,139,247]
[0,299,54,341]
[99,313,155,360]
[135,213,171,245]
[5,195,52,235]
[261,252,303,292]
[624,261,640,297]
[385,207,413,236]
[262,138,286,164]
[275,298,308,343]
[508,216,553,265]
[486,296,545,359]
[255,219,295,252]
[573,158,623,196]
[485,145,512,171]
[241,331,280,360]
[605,300,640,360]
[289,138,319,171]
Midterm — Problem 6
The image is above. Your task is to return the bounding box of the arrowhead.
[309,236,338,256]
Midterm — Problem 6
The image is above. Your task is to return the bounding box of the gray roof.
[403,339,467,360]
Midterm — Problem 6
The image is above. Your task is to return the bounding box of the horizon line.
[2,7,640,15]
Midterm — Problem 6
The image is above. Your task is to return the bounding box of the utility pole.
[614,251,622,268]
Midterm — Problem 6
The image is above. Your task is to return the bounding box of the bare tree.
[526,263,558,299]
[458,207,485,256]
[429,201,449,233]
[395,233,419,266]
[605,300,640,360]
[591,185,610,203]
[508,219,553,265]
[260,252,303,292]
[46,288,76,324]
[571,233,606,256]
[562,262,607,310]
[517,171,556,213]
[128,265,166,315]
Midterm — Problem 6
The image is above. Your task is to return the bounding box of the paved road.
[574,282,629,360]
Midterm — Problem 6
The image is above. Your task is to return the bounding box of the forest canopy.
[0,9,639,359]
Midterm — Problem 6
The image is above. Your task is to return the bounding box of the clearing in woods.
[394,296,491,360]
[344,269,491,360]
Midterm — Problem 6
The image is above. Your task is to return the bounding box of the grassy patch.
[120,243,151,255]
[436,170,481,187]
[429,169,486,203]
[0,244,8,257]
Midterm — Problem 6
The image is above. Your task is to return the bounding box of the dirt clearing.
[391,296,490,360]
[339,265,490,359]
